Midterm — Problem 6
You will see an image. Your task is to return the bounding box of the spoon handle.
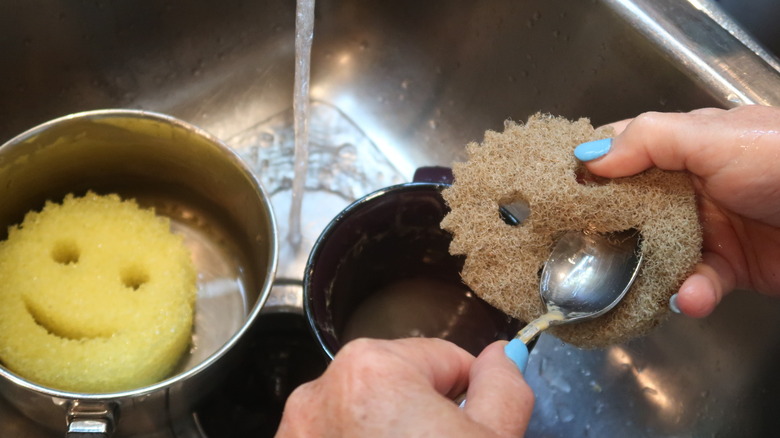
[515,319,544,344]
[515,309,565,344]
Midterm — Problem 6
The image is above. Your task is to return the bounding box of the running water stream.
[289,0,316,248]
[228,0,403,308]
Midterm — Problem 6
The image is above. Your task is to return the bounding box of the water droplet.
[548,375,572,393]
[538,357,548,376]
[338,143,357,160]
[556,403,575,423]
[259,132,275,148]
[726,94,742,105]
[642,386,658,396]
[428,120,438,130]
[401,79,410,90]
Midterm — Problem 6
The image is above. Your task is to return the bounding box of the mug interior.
[305,182,520,359]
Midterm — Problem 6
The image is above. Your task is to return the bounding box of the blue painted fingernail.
[669,294,681,314]
[574,138,613,161]
[504,339,529,374]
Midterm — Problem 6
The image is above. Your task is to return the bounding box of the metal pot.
[0,110,278,436]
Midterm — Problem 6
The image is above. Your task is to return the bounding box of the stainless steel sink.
[3,0,780,436]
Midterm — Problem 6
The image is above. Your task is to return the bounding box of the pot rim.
[0,108,279,400]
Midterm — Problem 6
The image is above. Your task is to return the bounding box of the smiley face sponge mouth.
[441,114,702,348]
[0,192,197,392]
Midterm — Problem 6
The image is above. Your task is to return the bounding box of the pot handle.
[65,400,117,438]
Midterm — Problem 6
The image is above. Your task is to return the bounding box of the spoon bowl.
[516,229,643,344]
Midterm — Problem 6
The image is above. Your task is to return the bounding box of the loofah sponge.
[441,114,702,348]
[0,192,197,392]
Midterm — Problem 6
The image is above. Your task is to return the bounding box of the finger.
[278,338,476,438]
[594,110,723,135]
[689,107,727,116]
[673,273,719,318]
[334,338,475,399]
[602,118,632,136]
[504,338,529,373]
[576,108,730,178]
[464,341,534,438]
[672,251,735,317]
[395,338,475,398]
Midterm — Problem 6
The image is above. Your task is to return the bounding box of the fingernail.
[669,294,681,314]
[574,138,613,161]
[504,339,529,374]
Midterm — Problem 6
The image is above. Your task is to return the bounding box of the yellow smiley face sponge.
[0,192,197,392]
[441,114,702,348]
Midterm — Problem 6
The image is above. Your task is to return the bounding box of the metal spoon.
[455,229,642,408]
[515,228,643,344]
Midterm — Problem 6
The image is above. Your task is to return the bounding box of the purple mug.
[304,167,522,359]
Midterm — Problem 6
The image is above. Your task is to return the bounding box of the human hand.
[574,105,780,318]
[275,337,534,438]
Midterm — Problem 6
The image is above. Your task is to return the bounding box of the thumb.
[463,340,534,437]
[573,108,729,178]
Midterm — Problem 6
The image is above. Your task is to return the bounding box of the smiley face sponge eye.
[441,114,702,348]
[0,192,197,392]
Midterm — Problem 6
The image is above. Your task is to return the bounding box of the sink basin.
[3,0,780,436]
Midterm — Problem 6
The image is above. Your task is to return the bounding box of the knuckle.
[329,339,403,390]
[630,111,665,131]
[284,380,317,412]
[334,338,393,371]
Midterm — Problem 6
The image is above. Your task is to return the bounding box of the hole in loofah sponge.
[51,240,80,265]
[121,265,150,291]
[499,201,531,226]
